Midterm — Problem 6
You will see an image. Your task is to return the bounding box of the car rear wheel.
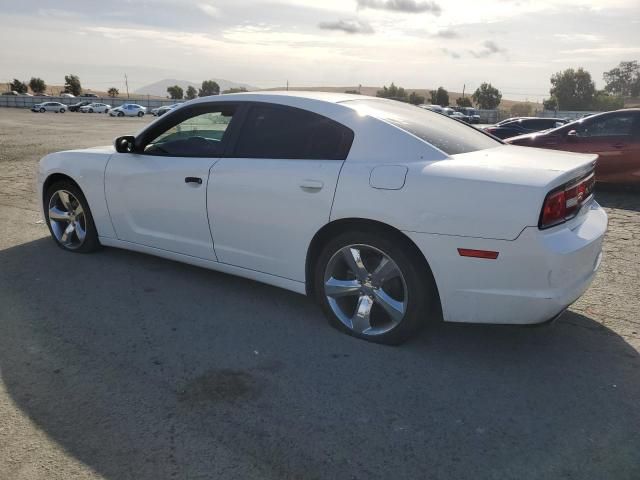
[314,229,436,345]
[44,181,100,253]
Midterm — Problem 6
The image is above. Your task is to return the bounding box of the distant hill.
[135,78,256,97]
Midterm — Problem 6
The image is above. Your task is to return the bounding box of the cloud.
[198,3,219,18]
[441,48,460,58]
[433,28,458,38]
[356,0,441,15]
[318,19,374,34]
[469,40,506,58]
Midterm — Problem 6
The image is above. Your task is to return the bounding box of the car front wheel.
[314,229,436,345]
[44,181,100,253]
[137,111,144,117]
[118,111,124,117]
[39,107,45,113]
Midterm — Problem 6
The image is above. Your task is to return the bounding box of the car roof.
[186,90,364,106]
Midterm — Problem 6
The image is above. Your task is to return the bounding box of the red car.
[506,109,640,184]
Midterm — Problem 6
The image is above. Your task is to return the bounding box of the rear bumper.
[406,201,607,325]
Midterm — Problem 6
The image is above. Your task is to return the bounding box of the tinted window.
[342,99,500,155]
[144,108,235,157]
[234,105,353,160]
[576,113,636,137]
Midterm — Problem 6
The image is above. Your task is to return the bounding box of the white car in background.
[110,104,147,117]
[37,92,606,345]
[79,103,111,113]
[60,93,75,98]
[31,102,67,113]
[152,103,182,116]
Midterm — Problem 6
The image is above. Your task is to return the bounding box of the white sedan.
[37,92,607,344]
[110,103,147,117]
[79,103,111,113]
[31,102,67,113]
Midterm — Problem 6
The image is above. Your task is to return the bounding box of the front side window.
[233,105,353,160]
[576,114,636,137]
[144,108,235,156]
[342,99,500,155]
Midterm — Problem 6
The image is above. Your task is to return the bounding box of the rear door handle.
[611,143,625,149]
[299,180,324,192]
[185,177,203,185]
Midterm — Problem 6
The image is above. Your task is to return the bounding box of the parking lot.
[0,107,639,479]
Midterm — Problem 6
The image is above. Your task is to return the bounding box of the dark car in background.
[485,117,568,139]
[68,101,93,112]
[454,106,481,124]
[506,109,640,184]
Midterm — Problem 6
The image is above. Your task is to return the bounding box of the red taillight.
[539,173,595,229]
[457,248,499,259]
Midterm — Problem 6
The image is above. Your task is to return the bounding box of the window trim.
[226,102,355,161]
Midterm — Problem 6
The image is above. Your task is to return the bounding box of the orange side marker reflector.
[457,248,499,260]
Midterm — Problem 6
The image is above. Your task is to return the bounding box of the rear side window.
[233,105,354,160]
[342,98,500,155]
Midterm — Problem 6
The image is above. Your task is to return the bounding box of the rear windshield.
[341,98,501,155]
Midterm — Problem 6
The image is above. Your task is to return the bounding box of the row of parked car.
[29,100,184,117]
[419,104,481,124]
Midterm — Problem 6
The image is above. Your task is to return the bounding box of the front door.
[105,104,239,260]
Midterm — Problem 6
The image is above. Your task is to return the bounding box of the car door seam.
[328,159,347,222]
[205,159,220,262]
[103,153,120,238]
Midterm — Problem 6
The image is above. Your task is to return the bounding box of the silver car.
[31,102,66,113]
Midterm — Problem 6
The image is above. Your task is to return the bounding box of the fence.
[0,95,178,109]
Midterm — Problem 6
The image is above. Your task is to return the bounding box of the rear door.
[207,103,354,281]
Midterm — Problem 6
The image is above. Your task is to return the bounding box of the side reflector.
[457,248,499,260]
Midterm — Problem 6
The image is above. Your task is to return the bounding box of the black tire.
[59,108,65,113]
[89,108,94,113]
[313,228,436,345]
[118,111,124,117]
[137,111,144,117]
[39,107,45,113]
[105,108,109,114]
[44,180,101,253]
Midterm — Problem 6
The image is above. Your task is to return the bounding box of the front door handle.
[611,143,625,149]
[300,180,324,192]
[185,177,203,185]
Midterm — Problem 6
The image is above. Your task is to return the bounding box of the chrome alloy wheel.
[324,244,408,336]
[48,190,87,249]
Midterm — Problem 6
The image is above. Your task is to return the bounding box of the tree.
[549,68,595,110]
[107,87,119,98]
[185,85,198,99]
[603,60,640,97]
[199,80,220,97]
[428,87,449,107]
[408,91,425,105]
[29,77,46,95]
[510,102,533,117]
[64,74,82,96]
[543,97,558,111]
[10,79,28,94]
[591,90,624,111]
[472,83,502,109]
[222,87,248,94]
[376,83,408,101]
[167,85,184,100]
[456,96,472,107]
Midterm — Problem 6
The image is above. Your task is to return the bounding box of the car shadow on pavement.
[1,238,639,480]
[596,185,640,212]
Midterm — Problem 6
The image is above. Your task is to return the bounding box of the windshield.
[341,98,501,155]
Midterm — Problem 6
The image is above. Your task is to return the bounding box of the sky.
[1,0,639,101]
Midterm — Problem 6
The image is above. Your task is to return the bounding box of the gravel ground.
[0,108,639,480]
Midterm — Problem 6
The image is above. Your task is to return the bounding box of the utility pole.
[286,80,289,91]
[124,73,130,99]
[462,83,466,99]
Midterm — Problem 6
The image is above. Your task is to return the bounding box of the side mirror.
[566,130,579,140]
[114,135,136,153]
